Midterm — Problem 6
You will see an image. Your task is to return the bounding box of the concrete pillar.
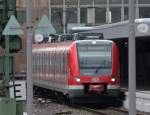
[77,0,80,24]
[63,0,66,34]
[121,0,124,21]
[135,0,139,18]
[48,0,51,23]
[87,8,95,25]
[106,0,111,23]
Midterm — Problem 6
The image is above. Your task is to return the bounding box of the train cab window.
[77,43,112,76]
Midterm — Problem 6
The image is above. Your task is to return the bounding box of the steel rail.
[109,107,149,115]
[81,107,110,115]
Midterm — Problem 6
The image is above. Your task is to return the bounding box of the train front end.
[68,40,123,101]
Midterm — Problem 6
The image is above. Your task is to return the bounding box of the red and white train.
[32,39,124,103]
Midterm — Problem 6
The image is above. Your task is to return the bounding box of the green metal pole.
[4,35,10,98]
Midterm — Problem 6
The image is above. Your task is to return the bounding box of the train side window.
[55,52,58,75]
[56,52,59,74]
[39,53,41,75]
[44,52,46,76]
[62,50,65,75]
[53,50,56,75]
[42,52,44,76]
[63,50,66,75]
[59,52,61,75]
[42,52,44,77]
[50,51,52,74]
[41,52,43,75]
[64,50,68,76]
[39,53,40,74]
[46,52,48,77]
[49,51,51,75]
[37,53,38,75]
[62,51,64,75]
[37,53,40,75]
[44,51,47,74]
[38,53,39,74]
[59,51,62,75]
[44,52,46,75]
[51,51,53,74]
[57,51,59,75]
[41,52,43,76]
[51,51,54,74]
[60,51,62,75]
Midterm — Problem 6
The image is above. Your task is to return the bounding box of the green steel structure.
[0,0,22,53]
[0,0,16,85]
[0,0,24,115]
[0,0,22,76]
[0,0,16,34]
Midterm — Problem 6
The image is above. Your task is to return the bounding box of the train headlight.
[75,77,81,82]
[111,78,116,82]
[92,41,96,44]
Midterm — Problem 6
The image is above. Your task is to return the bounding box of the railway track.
[34,96,149,115]
[81,106,148,115]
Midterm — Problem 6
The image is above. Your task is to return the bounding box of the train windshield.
[77,42,112,76]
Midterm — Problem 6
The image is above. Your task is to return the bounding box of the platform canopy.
[81,18,150,39]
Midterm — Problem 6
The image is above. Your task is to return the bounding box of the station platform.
[123,90,150,113]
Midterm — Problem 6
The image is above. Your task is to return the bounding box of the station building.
[17,0,150,33]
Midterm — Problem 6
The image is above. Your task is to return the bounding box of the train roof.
[32,39,113,52]
[81,18,150,39]
[75,39,113,44]
[32,42,72,52]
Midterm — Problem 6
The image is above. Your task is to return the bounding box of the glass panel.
[65,0,78,5]
[51,8,62,24]
[139,7,150,18]
[124,0,128,4]
[51,0,63,5]
[66,8,77,23]
[110,0,121,4]
[139,0,150,4]
[95,8,106,25]
[124,7,128,20]
[95,0,107,4]
[110,7,121,23]
[53,25,63,33]
[80,8,87,23]
[80,0,93,5]
[78,44,112,76]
